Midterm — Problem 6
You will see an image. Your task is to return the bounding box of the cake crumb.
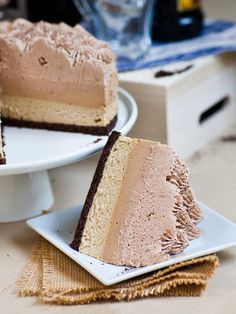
[221,135,236,142]
[94,138,102,144]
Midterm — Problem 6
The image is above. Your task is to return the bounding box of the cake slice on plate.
[71,131,202,267]
[0,19,118,135]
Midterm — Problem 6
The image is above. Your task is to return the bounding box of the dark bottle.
[152,0,204,41]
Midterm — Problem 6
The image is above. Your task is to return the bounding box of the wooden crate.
[119,53,236,159]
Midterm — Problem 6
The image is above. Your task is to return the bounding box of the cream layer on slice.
[0,19,118,133]
[71,132,202,267]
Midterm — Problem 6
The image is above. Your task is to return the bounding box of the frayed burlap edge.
[16,238,42,296]
[16,238,219,305]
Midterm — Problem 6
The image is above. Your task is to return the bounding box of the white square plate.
[27,203,236,285]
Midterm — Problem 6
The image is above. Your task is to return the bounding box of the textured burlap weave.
[16,238,219,304]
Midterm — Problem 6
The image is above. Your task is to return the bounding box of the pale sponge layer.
[79,136,136,257]
[1,94,117,127]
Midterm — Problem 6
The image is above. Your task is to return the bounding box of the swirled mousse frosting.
[0,19,118,135]
[71,131,202,267]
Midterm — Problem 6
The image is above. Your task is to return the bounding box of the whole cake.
[0,19,118,135]
[71,131,202,267]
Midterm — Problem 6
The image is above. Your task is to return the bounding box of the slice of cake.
[71,131,202,267]
[0,19,118,135]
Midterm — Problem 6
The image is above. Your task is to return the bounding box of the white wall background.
[203,0,236,21]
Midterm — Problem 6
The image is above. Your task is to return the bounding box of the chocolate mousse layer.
[71,132,202,267]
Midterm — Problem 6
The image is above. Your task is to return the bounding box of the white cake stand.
[0,88,138,222]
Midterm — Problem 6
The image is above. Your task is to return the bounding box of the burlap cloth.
[16,238,219,305]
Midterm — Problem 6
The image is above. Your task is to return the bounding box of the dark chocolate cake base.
[70,131,121,250]
[0,156,6,164]
[2,115,117,136]
[0,123,6,164]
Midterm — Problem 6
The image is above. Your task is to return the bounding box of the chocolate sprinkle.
[221,135,236,142]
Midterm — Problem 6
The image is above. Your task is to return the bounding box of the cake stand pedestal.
[0,171,54,222]
[0,88,137,222]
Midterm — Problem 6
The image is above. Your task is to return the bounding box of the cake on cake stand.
[0,88,138,222]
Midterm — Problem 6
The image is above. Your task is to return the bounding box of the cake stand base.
[0,170,54,222]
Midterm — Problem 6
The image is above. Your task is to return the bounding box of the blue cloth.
[117,20,236,72]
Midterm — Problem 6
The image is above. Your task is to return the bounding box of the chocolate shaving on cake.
[0,19,115,67]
